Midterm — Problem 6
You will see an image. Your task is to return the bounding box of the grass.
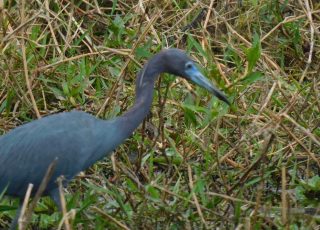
[0,0,320,229]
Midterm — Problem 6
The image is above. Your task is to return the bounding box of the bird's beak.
[186,67,230,105]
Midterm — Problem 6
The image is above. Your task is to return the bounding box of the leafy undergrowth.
[0,0,319,229]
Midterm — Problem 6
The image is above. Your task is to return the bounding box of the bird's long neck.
[111,54,165,142]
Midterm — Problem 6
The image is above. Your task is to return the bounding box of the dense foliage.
[0,1,319,229]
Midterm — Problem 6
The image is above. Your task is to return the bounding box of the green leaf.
[241,71,263,85]
[246,34,261,73]
[183,106,197,126]
[135,40,152,59]
[300,175,320,190]
[0,100,6,114]
[48,86,66,101]
[61,81,70,96]
[182,104,207,113]
[187,35,207,59]
[126,178,138,192]
[295,176,320,206]
[146,185,160,200]
[111,0,118,15]
[194,179,205,194]
[0,205,17,211]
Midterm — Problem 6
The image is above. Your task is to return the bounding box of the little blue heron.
[0,48,229,229]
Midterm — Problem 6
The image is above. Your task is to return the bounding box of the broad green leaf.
[241,71,263,85]
[246,34,261,73]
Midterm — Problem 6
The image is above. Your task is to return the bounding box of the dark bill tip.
[210,88,231,105]
[190,71,230,105]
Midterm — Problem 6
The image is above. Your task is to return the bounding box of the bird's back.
[0,111,116,198]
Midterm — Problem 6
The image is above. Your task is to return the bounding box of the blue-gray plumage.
[0,48,229,228]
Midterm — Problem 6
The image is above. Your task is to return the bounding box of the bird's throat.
[111,56,163,142]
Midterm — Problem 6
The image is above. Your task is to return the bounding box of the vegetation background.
[0,0,319,229]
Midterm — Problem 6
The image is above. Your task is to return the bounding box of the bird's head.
[160,49,230,105]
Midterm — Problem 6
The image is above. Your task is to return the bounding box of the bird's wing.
[0,111,103,196]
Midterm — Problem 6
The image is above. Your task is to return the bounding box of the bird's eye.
[185,62,193,69]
